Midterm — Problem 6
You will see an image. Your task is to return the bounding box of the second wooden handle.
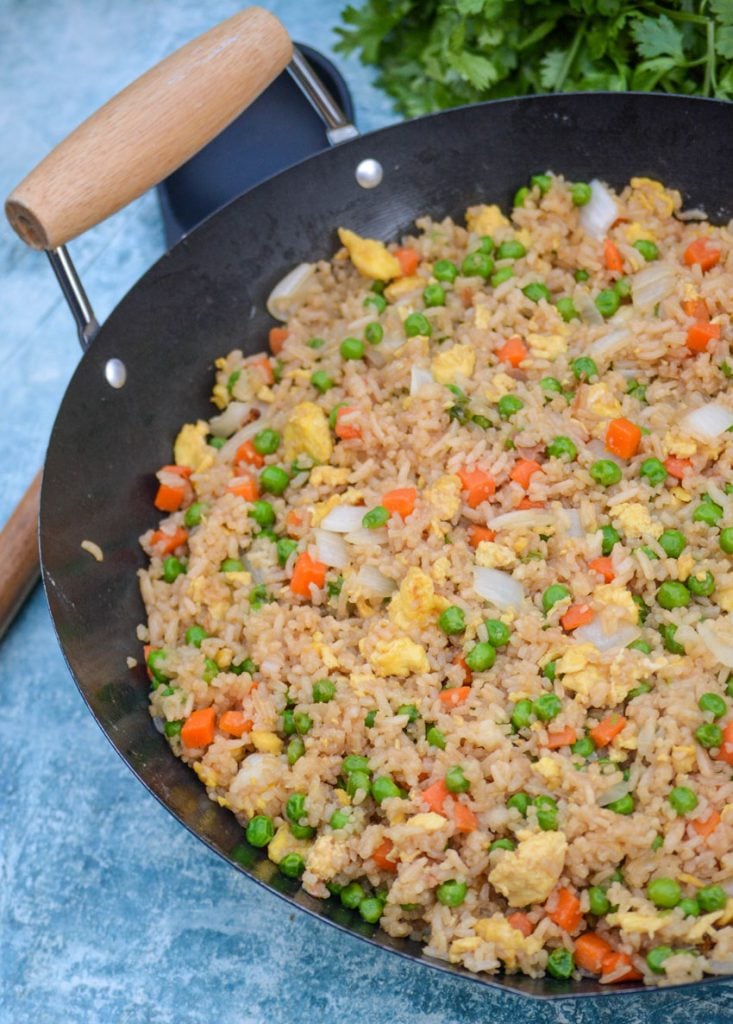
[5,7,292,250]
[0,471,41,640]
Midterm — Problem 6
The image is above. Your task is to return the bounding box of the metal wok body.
[41,93,733,998]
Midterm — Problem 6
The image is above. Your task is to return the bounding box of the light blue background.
[1,2,732,1021]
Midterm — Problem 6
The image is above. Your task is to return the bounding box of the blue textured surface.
[2,3,733,1022]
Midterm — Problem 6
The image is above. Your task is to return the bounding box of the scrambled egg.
[663,429,697,458]
[424,474,462,521]
[527,332,567,361]
[629,177,678,217]
[719,587,733,613]
[484,372,516,403]
[193,762,217,788]
[311,488,364,527]
[612,502,662,538]
[488,831,567,907]
[384,275,422,302]
[309,465,350,488]
[283,402,333,464]
[250,731,283,754]
[389,568,449,630]
[407,812,447,833]
[215,647,233,669]
[268,824,312,865]
[466,204,510,235]
[607,911,667,937]
[474,302,493,329]
[533,756,562,790]
[555,644,604,701]
[671,745,697,775]
[462,718,505,751]
[594,584,638,622]
[306,835,349,880]
[584,382,622,420]
[311,631,339,669]
[475,541,516,569]
[448,936,483,961]
[431,344,476,385]
[431,556,450,583]
[337,227,402,280]
[472,915,543,969]
[672,488,693,505]
[363,635,429,677]
[625,222,656,244]
[174,420,210,471]
[686,910,726,944]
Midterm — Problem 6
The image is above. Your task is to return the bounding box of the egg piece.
[407,812,448,833]
[283,402,333,464]
[267,823,312,865]
[556,644,597,676]
[363,636,430,678]
[250,731,283,754]
[462,718,506,752]
[685,911,726,944]
[671,745,697,775]
[466,204,510,235]
[474,302,493,330]
[431,344,476,385]
[719,586,733,613]
[311,631,339,669]
[310,466,351,487]
[612,502,662,538]
[473,915,543,969]
[449,936,483,961]
[337,227,402,280]
[193,762,218,788]
[594,584,638,623]
[306,835,350,880]
[484,372,516,403]
[663,429,698,458]
[174,420,210,470]
[431,556,450,583]
[606,911,667,937]
[475,541,516,569]
[488,831,567,907]
[629,177,678,217]
[584,382,623,420]
[526,332,567,361]
[533,756,562,789]
[625,222,656,244]
[384,275,423,302]
[424,474,462,521]
[388,567,449,630]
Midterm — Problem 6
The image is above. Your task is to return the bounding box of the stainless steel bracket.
[288,47,359,146]
[46,246,99,352]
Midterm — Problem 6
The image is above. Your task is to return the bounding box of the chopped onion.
[356,565,397,596]
[314,529,349,569]
[631,262,676,312]
[579,179,618,239]
[574,619,640,653]
[598,779,631,807]
[320,505,366,533]
[490,509,556,532]
[677,207,707,222]
[588,327,632,362]
[698,616,733,667]
[152,715,165,735]
[209,401,252,438]
[220,413,267,461]
[266,262,316,321]
[410,366,434,396]
[681,402,733,441]
[557,508,584,539]
[345,528,388,546]
[473,566,524,611]
[574,288,604,325]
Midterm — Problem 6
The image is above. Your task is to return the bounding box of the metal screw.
[355,158,383,189]
[105,358,127,388]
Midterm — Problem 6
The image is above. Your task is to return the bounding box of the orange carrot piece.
[372,838,399,872]
[382,488,418,519]
[682,297,710,320]
[290,551,327,598]
[717,720,733,765]
[588,556,615,582]
[286,509,303,535]
[561,602,594,631]
[161,464,193,479]
[460,287,474,308]
[686,320,721,354]
[546,726,577,750]
[515,497,545,510]
[574,932,613,974]
[149,526,188,555]
[605,417,641,459]
[467,525,496,548]
[603,239,624,272]
[457,466,496,508]
[235,440,265,468]
[600,951,642,982]
[691,810,721,838]
[510,459,542,490]
[507,912,534,938]
[684,238,721,271]
[249,353,274,384]
[218,710,253,737]
[181,706,216,748]
[452,802,478,834]
[496,334,529,367]
[421,778,449,814]
[664,454,692,479]
[439,686,471,708]
[454,654,473,683]
[227,474,259,501]
[548,888,583,932]
[590,713,627,748]
[395,247,419,276]
[143,643,154,681]
[154,483,185,512]
[268,326,289,354]
[335,406,361,440]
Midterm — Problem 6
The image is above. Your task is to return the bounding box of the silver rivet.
[105,358,126,388]
[355,158,383,189]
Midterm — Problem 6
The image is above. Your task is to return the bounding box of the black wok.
[6,5,733,1001]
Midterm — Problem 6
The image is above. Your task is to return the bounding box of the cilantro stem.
[642,3,709,26]
[553,21,586,92]
[704,18,717,96]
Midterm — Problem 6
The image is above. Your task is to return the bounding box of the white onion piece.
[356,565,397,596]
[152,715,165,734]
[681,402,733,441]
[677,207,707,221]
[588,328,632,362]
[698,616,733,667]
[345,528,388,546]
[598,779,631,807]
[320,505,366,533]
[706,961,733,975]
[579,179,618,239]
[490,509,556,532]
[314,529,349,569]
[266,262,316,321]
[574,619,640,653]
[631,262,675,312]
[557,508,584,539]
[220,415,267,461]
[209,401,252,438]
[410,366,434,396]
[473,566,524,610]
[574,289,604,325]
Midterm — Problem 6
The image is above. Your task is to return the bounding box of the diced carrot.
[590,713,627,748]
[235,440,265,468]
[684,237,721,272]
[290,551,327,598]
[250,354,274,384]
[515,498,545,510]
[439,685,471,708]
[548,888,583,932]
[664,454,692,479]
[227,474,259,501]
[395,246,419,276]
[682,297,709,320]
[181,706,216,748]
[600,951,642,982]
[161,464,193,479]
[497,334,529,367]
[457,467,496,508]
[467,525,496,548]
[149,526,188,555]
[510,459,542,490]
[454,654,473,683]
[507,912,534,938]
[218,710,253,737]
[605,417,641,459]
[268,326,289,354]
[691,810,721,838]
[461,287,474,308]
[372,837,399,872]
[154,483,185,512]
[588,556,615,582]
[686,320,721,354]
[286,509,303,534]
[382,488,417,519]
[574,932,613,974]
[546,726,577,750]
[335,406,361,440]
[452,802,478,834]
[717,720,733,765]
[603,239,624,272]
[421,778,449,814]
[561,602,594,631]
[143,643,153,681]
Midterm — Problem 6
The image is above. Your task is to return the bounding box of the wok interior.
[40,93,733,997]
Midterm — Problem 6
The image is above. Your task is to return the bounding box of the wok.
[6,5,733,1000]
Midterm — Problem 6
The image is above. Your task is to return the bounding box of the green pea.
[307,336,326,349]
[226,370,241,394]
[426,726,446,749]
[699,692,726,718]
[220,557,244,574]
[542,584,571,613]
[253,428,281,455]
[633,239,659,261]
[507,792,530,815]
[282,709,295,736]
[364,293,386,314]
[362,505,389,529]
[695,723,723,749]
[571,734,596,757]
[327,576,344,598]
[514,186,530,207]
[330,809,350,830]
[423,283,446,308]
[208,436,225,449]
[607,794,635,815]
[547,435,577,461]
[341,336,365,361]
[727,674,733,699]
[679,898,700,918]
[162,556,186,584]
[184,501,208,528]
[546,947,575,979]
[533,693,562,722]
[614,276,632,299]
[600,525,621,556]
[249,500,276,528]
[340,882,365,908]
[278,852,306,879]
[285,793,306,824]
[260,466,290,495]
[588,886,611,916]
[651,834,664,851]
[397,704,420,725]
[626,378,647,402]
[659,623,685,654]
[555,297,580,322]
[535,795,558,830]
[647,877,681,908]
[201,658,218,683]
[698,885,727,912]
[310,369,335,393]
[163,719,183,740]
[659,529,686,558]
[496,240,526,260]
[627,681,653,700]
[595,288,621,318]
[646,946,673,974]
[343,755,370,776]
[185,625,208,648]
[465,642,496,672]
[290,822,315,840]
[231,657,257,676]
[433,259,459,283]
[436,879,468,907]
[249,584,271,610]
[570,181,592,206]
[531,173,552,194]
[276,537,298,567]
[461,252,494,279]
[511,699,534,731]
[571,356,598,381]
[445,765,470,794]
[657,580,690,610]
[633,594,649,624]
[540,376,563,397]
[294,711,313,735]
[346,771,370,798]
[364,710,377,728]
[490,266,514,287]
[639,458,667,487]
[403,312,432,339]
[246,815,275,848]
[687,570,715,597]
[522,282,551,303]
[693,497,723,525]
[364,321,384,346]
[627,639,652,655]
[438,605,466,636]
[668,786,698,815]
[590,460,622,487]
[489,838,515,852]
[313,678,336,703]
[372,775,402,803]
[287,737,305,765]
[497,394,524,419]
[574,269,590,282]
[485,619,510,648]
[477,235,495,254]
[359,897,383,924]
[720,528,733,554]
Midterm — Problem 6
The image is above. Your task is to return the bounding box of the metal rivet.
[105,358,127,388]
[355,158,383,189]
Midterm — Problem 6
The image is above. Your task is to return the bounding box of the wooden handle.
[0,471,41,639]
[5,7,292,249]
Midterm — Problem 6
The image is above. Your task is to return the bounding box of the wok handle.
[0,471,41,640]
[5,7,292,250]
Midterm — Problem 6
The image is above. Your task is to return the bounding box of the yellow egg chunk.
[389,567,448,630]
[174,420,209,470]
[431,344,476,385]
[473,915,543,969]
[488,831,567,907]
[363,636,429,677]
[466,204,510,235]
[337,227,402,280]
[424,474,462,521]
[282,401,333,464]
